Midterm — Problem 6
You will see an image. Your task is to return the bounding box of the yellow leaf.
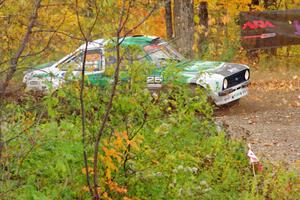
[122,131,129,141]
[221,15,230,24]
[194,15,200,24]
[151,160,159,165]
[106,168,112,180]
[82,167,94,175]
[108,180,127,194]
[82,186,89,192]
[208,18,216,26]
[127,140,139,150]
[103,192,112,200]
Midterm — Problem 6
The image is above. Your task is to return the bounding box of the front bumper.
[213,81,249,106]
[147,83,162,89]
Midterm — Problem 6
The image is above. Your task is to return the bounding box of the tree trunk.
[164,0,173,40]
[249,0,259,10]
[198,1,208,57]
[173,0,194,58]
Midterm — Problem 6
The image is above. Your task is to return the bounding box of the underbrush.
[0,81,299,200]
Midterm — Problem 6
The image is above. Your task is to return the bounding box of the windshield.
[144,42,184,66]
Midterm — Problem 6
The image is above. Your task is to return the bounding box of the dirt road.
[215,68,300,173]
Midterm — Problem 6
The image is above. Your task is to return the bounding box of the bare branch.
[0,0,5,7]
[75,0,87,41]
[1,110,44,145]
[0,0,42,94]
[123,3,158,38]
[18,15,66,61]
[87,0,100,39]
[75,0,102,198]
[92,0,128,197]
[92,1,158,199]
[123,111,148,177]
[0,0,42,162]
[79,40,94,197]
[117,0,128,34]
[33,29,84,41]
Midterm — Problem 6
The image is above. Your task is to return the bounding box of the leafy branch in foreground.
[91,1,158,199]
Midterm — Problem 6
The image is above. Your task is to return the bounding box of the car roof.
[77,39,105,51]
[121,35,158,46]
[77,35,159,51]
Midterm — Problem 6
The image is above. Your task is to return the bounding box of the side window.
[58,51,81,71]
[59,49,103,72]
[104,46,147,75]
[85,49,103,72]
[104,47,135,73]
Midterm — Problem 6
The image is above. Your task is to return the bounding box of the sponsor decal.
[242,20,275,30]
[144,45,160,52]
[242,32,276,40]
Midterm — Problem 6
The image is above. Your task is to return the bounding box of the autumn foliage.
[0,0,300,200]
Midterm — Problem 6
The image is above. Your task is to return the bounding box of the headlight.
[154,76,162,84]
[147,76,154,84]
[223,78,228,90]
[244,70,250,80]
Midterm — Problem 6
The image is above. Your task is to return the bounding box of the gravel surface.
[215,68,300,173]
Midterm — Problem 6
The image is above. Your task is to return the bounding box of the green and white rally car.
[23,35,250,106]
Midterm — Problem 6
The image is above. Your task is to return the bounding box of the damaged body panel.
[23,36,250,106]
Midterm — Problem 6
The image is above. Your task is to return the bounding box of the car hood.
[23,61,59,83]
[25,61,55,73]
[178,60,248,76]
[179,60,224,72]
[174,60,249,86]
[211,62,249,77]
